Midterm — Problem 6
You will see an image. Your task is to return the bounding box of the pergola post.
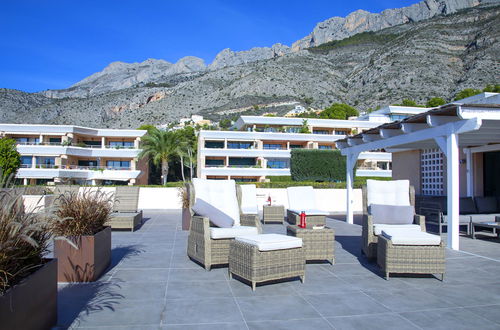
[346,152,359,224]
[447,133,460,250]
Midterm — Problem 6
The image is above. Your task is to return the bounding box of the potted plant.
[0,190,57,330]
[52,189,112,282]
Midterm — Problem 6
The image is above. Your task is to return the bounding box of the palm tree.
[138,128,178,185]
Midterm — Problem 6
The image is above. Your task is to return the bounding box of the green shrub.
[0,138,21,181]
[290,149,348,182]
[269,176,292,182]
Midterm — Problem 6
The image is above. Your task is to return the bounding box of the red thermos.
[267,195,272,206]
[299,211,306,228]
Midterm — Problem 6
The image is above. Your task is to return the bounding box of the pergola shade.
[337,104,500,250]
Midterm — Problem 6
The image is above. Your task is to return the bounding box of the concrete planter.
[0,259,57,330]
[22,195,56,213]
[54,226,111,282]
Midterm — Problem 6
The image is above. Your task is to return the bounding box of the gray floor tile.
[247,318,333,330]
[327,313,419,330]
[303,292,389,317]
[365,288,457,312]
[168,267,228,282]
[466,304,500,325]
[166,280,233,299]
[400,307,500,330]
[236,295,321,321]
[162,322,247,329]
[111,268,169,283]
[162,297,244,325]
[424,284,500,307]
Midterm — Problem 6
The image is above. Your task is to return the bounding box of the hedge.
[290,149,347,182]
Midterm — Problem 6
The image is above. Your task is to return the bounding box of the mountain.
[0,1,499,128]
[38,0,493,99]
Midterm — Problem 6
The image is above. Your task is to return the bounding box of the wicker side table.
[263,205,285,224]
[287,225,335,264]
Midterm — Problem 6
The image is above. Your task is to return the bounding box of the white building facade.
[0,124,148,185]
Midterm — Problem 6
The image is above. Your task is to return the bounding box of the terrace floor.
[55,211,500,329]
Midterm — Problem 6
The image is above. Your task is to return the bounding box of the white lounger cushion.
[288,209,327,216]
[236,234,302,251]
[367,179,410,207]
[240,184,258,215]
[382,228,441,246]
[210,226,259,239]
[192,178,240,228]
[373,224,421,236]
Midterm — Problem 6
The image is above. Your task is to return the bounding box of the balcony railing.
[16,142,136,149]
[20,164,132,171]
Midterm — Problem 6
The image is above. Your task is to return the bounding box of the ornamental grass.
[52,189,113,238]
[0,190,52,295]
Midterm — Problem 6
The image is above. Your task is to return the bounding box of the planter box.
[0,259,57,330]
[22,195,56,213]
[54,226,111,282]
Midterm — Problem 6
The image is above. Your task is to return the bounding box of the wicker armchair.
[362,182,426,259]
[186,182,262,270]
[107,186,143,231]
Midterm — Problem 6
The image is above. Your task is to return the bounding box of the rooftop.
[234,116,382,130]
[54,210,500,329]
[0,123,147,138]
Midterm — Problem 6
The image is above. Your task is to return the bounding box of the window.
[263,144,283,150]
[228,158,256,167]
[318,145,333,150]
[78,160,98,167]
[205,141,224,148]
[36,157,55,167]
[390,114,409,121]
[286,127,300,133]
[233,178,257,182]
[20,156,32,167]
[83,140,101,146]
[313,130,329,135]
[227,142,252,149]
[289,144,303,149]
[267,159,288,169]
[334,131,347,135]
[106,160,130,169]
[109,141,134,148]
[205,159,224,167]
[15,137,39,144]
[264,127,277,132]
[49,137,62,143]
[421,148,444,196]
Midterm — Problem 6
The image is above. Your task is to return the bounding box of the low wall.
[26,187,363,214]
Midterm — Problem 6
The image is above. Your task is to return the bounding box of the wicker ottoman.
[286,210,326,228]
[287,225,335,264]
[263,205,285,224]
[377,233,445,281]
[229,234,305,291]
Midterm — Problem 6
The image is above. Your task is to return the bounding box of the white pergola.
[337,104,500,250]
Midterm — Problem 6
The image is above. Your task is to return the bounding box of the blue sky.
[0,0,419,93]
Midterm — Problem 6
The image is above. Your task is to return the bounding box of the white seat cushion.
[192,178,240,228]
[382,228,441,246]
[236,234,302,251]
[210,226,259,239]
[373,224,421,236]
[240,184,258,215]
[367,179,410,206]
[288,209,327,216]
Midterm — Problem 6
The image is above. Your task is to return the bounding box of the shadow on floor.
[335,234,381,276]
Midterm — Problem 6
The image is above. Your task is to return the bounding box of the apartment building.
[197,117,392,181]
[0,124,148,185]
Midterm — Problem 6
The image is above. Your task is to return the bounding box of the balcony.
[16,144,140,158]
[16,165,140,181]
[201,166,290,177]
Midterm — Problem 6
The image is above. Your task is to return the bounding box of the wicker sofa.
[362,181,425,259]
[186,180,262,270]
[107,186,143,231]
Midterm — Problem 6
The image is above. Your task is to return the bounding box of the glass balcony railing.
[20,164,132,171]
[15,142,136,149]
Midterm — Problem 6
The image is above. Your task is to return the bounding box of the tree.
[137,124,157,134]
[0,138,21,181]
[174,127,197,181]
[299,119,311,133]
[219,118,232,130]
[138,128,178,185]
[454,88,482,101]
[426,97,446,108]
[483,84,500,93]
[401,99,418,107]
[319,103,359,120]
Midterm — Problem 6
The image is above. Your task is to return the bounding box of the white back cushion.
[367,180,410,207]
[240,184,258,215]
[192,178,240,228]
[287,186,316,211]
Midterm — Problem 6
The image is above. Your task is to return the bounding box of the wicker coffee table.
[287,225,335,264]
[263,205,285,224]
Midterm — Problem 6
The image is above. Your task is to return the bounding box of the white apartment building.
[197,117,392,181]
[0,124,148,185]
